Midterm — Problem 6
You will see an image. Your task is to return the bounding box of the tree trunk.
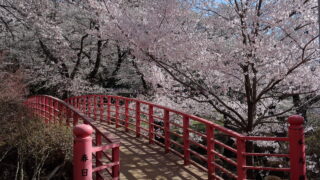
[88,40,104,79]
[38,39,69,78]
[70,34,88,79]
[131,59,149,92]
[105,45,126,88]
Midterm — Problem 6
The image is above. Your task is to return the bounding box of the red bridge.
[24,95,306,180]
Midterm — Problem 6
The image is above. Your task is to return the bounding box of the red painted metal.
[164,109,170,153]
[206,125,214,179]
[88,96,92,117]
[93,96,97,120]
[183,115,190,165]
[73,112,79,126]
[125,100,129,132]
[148,105,154,144]
[136,101,141,137]
[96,131,103,180]
[100,96,103,122]
[66,108,71,126]
[73,124,93,180]
[107,96,111,124]
[115,98,120,128]
[112,146,120,179]
[236,138,246,180]
[288,115,306,180]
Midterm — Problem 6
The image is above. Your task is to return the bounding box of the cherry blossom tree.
[0,0,148,98]
[90,0,320,134]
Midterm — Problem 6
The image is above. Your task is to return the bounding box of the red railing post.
[136,101,141,137]
[112,146,120,179]
[288,115,306,180]
[93,96,97,120]
[53,101,59,123]
[164,109,170,153]
[39,96,42,118]
[66,108,71,126]
[88,96,92,117]
[73,113,79,126]
[76,97,79,109]
[81,97,85,113]
[115,98,120,128]
[41,96,45,119]
[69,97,72,106]
[100,96,104,122]
[49,98,53,123]
[237,138,246,180]
[148,105,154,144]
[107,96,111,124]
[73,124,93,180]
[183,116,190,165]
[125,99,129,132]
[206,125,214,179]
[58,103,63,124]
[38,96,41,116]
[96,131,103,180]
[45,97,49,123]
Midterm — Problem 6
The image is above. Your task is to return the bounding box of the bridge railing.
[66,95,306,180]
[24,95,120,180]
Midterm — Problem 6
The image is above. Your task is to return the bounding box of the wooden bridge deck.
[92,121,207,180]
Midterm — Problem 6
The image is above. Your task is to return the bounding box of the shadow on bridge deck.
[93,122,207,180]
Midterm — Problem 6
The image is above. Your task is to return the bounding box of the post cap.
[288,115,304,125]
[73,124,94,138]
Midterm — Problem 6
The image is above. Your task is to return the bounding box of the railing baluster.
[112,146,120,179]
[125,99,129,132]
[82,96,85,114]
[206,124,214,179]
[183,115,190,165]
[164,109,170,153]
[116,98,120,128]
[36,96,39,116]
[53,100,57,123]
[237,138,246,180]
[73,113,79,126]
[41,96,43,118]
[40,96,42,117]
[49,98,52,123]
[107,96,111,124]
[45,97,49,123]
[96,131,102,180]
[149,105,154,144]
[66,108,71,126]
[81,97,83,114]
[58,102,63,124]
[93,95,97,120]
[76,97,79,109]
[39,96,41,117]
[88,96,92,117]
[136,101,141,137]
[100,96,103,122]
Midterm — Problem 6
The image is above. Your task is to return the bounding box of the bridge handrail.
[65,94,306,180]
[24,95,120,180]
[72,95,246,138]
